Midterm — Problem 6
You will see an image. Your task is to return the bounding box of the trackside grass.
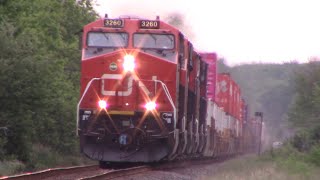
[202,154,320,180]
[0,144,94,177]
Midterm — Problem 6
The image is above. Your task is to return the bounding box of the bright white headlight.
[98,100,108,109]
[123,55,135,72]
[145,101,156,111]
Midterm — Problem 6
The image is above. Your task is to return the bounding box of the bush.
[0,136,7,160]
[260,143,312,177]
[270,142,303,159]
[310,125,320,145]
[25,144,94,171]
[0,160,25,176]
[308,145,320,166]
[291,131,311,152]
[277,154,310,176]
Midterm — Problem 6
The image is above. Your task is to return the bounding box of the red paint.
[200,52,217,101]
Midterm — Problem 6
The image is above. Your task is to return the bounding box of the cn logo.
[101,74,133,96]
[101,74,157,97]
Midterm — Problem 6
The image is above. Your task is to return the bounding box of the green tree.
[288,60,320,129]
[0,0,97,161]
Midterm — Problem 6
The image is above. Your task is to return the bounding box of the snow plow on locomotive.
[77,15,259,166]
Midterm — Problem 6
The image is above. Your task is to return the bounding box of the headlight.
[145,101,156,111]
[98,100,108,109]
[123,54,135,72]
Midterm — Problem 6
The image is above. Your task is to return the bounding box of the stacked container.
[200,52,217,101]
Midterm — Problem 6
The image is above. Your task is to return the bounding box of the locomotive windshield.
[133,33,174,49]
[87,32,128,47]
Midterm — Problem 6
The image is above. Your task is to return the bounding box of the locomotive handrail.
[76,78,101,136]
[152,79,177,129]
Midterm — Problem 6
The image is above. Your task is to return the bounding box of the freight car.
[77,15,257,167]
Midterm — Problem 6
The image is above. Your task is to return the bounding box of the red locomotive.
[77,15,258,166]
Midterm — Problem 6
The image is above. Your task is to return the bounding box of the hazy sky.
[94,0,320,65]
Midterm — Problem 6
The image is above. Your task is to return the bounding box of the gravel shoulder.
[114,154,320,180]
[114,157,237,180]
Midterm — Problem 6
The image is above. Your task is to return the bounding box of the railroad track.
[79,166,151,180]
[0,164,151,180]
[1,155,235,180]
[0,165,100,180]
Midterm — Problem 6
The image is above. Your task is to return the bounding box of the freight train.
[77,15,261,167]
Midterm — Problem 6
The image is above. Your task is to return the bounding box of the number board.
[139,20,160,29]
[104,19,124,28]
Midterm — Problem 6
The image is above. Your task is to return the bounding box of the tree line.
[287,59,320,157]
[0,0,97,163]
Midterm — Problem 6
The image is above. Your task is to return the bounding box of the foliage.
[0,160,25,177]
[291,130,312,152]
[289,125,320,153]
[0,144,93,176]
[308,145,320,166]
[288,60,320,130]
[25,144,94,171]
[279,59,320,167]
[0,0,97,163]
[260,144,314,179]
[0,135,7,159]
[266,125,320,169]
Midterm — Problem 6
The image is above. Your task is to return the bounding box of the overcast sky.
[94,0,320,65]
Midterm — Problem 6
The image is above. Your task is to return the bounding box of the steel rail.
[0,165,98,180]
[79,166,151,180]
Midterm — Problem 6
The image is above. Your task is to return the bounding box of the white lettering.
[101,74,133,96]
